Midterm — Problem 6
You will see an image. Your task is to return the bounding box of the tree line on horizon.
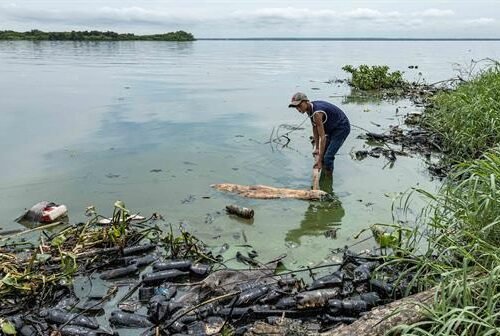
[0,30,195,41]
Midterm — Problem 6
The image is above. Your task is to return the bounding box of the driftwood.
[244,288,436,336]
[211,184,327,200]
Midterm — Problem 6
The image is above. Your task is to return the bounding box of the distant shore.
[0,30,195,41]
[197,37,500,41]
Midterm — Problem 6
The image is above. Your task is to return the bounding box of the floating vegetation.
[342,65,408,91]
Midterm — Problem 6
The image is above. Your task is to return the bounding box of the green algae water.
[1,40,499,266]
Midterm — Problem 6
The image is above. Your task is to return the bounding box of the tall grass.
[389,148,500,335]
[423,65,500,165]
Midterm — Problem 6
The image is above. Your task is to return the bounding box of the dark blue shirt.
[309,100,350,134]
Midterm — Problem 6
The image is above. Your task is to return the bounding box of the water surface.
[1,40,499,265]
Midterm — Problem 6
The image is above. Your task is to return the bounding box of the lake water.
[1,40,499,266]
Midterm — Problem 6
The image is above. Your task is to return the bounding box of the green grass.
[422,65,500,165]
[389,148,500,335]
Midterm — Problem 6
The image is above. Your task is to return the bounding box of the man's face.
[295,101,306,113]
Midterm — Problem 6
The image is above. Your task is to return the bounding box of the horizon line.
[197,37,500,41]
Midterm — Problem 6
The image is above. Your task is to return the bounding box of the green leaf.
[1,320,17,335]
[51,234,66,247]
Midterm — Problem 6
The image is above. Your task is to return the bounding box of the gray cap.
[288,92,309,107]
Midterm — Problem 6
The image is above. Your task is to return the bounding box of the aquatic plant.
[422,64,500,165]
[342,65,408,91]
[388,148,500,335]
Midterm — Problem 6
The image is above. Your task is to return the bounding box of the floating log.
[225,204,255,219]
[211,184,327,200]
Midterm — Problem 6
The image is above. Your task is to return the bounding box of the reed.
[389,148,500,335]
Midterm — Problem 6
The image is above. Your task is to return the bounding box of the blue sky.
[0,1,498,38]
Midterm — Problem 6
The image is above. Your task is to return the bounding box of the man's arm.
[312,112,326,169]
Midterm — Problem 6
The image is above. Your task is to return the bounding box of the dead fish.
[274,296,296,310]
[138,286,156,302]
[341,281,355,297]
[129,255,157,267]
[122,244,156,256]
[109,310,153,328]
[323,314,358,324]
[235,285,269,306]
[278,276,299,288]
[252,306,321,318]
[167,320,187,333]
[100,264,138,280]
[308,271,344,290]
[350,291,381,307]
[156,284,177,300]
[189,263,210,276]
[328,299,368,316]
[259,289,284,304]
[20,325,37,336]
[369,279,395,298]
[142,270,189,285]
[47,309,99,329]
[353,262,379,283]
[153,260,192,272]
[148,295,169,324]
[295,288,341,309]
[59,325,115,336]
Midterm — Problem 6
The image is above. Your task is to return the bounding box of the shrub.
[342,64,408,90]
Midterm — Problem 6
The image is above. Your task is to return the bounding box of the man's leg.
[323,125,350,174]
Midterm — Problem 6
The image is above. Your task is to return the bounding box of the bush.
[342,64,408,90]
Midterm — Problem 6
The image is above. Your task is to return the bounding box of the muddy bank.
[0,204,426,336]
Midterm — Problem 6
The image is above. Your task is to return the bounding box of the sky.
[0,1,499,38]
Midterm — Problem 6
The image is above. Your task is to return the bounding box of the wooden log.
[243,288,436,336]
[211,184,327,200]
[320,287,435,336]
[312,168,321,191]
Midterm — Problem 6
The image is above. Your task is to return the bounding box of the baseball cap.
[288,92,309,107]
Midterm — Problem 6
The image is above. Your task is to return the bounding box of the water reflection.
[285,173,345,244]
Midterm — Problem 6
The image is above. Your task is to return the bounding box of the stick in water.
[312,137,321,190]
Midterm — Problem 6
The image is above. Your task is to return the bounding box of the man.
[289,92,350,176]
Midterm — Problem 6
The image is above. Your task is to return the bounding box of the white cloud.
[343,8,400,20]
[0,3,497,37]
[1,5,207,26]
[231,7,337,21]
[415,9,455,18]
[465,17,495,26]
